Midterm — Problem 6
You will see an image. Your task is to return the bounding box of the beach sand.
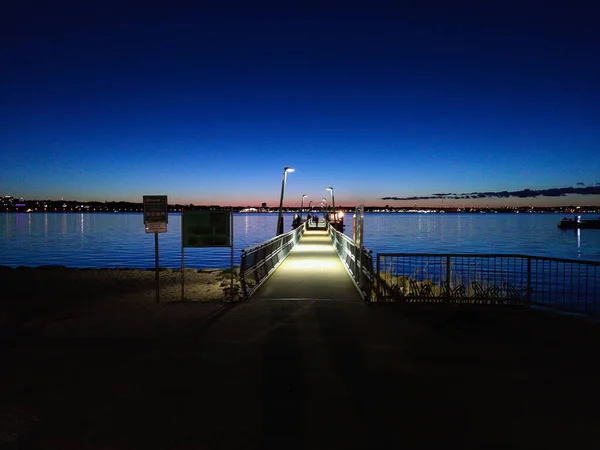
[0,265,241,338]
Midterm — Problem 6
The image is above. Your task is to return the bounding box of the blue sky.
[1,1,599,207]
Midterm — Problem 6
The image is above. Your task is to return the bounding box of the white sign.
[145,222,167,233]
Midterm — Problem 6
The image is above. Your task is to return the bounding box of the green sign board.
[182,210,231,247]
[143,195,168,223]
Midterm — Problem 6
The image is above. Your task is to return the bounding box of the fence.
[375,253,600,315]
[240,223,306,298]
[329,225,374,300]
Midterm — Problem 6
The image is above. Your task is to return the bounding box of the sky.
[1,1,599,207]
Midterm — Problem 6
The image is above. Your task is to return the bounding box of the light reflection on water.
[0,212,598,269]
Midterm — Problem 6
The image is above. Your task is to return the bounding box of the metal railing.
[375,253,600,315]
[240,223,306,298]
[305,218,328,230]
[328,225,374,301]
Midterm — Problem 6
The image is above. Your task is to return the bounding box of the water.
[363,213,600,261]
[1,212,599,269]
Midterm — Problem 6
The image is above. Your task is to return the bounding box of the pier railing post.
[526,257,532,305]
[376,255,381,302]
[446,255,451,302]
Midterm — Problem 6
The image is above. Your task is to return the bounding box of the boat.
[557,216,600,230]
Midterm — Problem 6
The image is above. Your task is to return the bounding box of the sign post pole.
[143,195,168,304]
[181,209,185,302]
[155,232,159,303]
[230,207,234,300]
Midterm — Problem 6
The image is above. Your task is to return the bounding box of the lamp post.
[326,187,335,222]
[277,167,295,235]
[300,194,307,220]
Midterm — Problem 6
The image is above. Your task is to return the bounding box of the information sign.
[182,210,231,247]
[143,195,168,224]
[145,222,167,233]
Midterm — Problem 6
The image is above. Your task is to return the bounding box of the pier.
[252,228,362,301]
[240,219,599,317]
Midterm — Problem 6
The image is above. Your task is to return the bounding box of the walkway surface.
[4,298,600,449]
[253,229,362,301]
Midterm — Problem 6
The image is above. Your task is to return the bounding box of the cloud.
[576,182,586,186]
[381,186,600,201]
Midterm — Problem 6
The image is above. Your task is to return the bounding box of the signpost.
[181,208,235,301]
[143,195,168,226]
[143,195,168,303]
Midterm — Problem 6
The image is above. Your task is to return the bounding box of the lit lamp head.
[326,187,334,202]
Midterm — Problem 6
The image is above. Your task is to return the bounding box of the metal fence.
[375,253,600,315]
[240,223,306,298]
[328,225,374,301]
[306,219,328,230]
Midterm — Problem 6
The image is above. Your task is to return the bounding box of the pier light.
[300,194,307,220]
[326,187,336,221]
[277,167,295,235]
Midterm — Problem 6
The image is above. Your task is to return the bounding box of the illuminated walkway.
[253,229,362,301]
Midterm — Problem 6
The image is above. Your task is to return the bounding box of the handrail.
[328,225,374,300]
[375,253,599,315]
[240,222,305,298]
[377,252,600,266]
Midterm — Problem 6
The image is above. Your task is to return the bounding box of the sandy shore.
[0,265,242,337]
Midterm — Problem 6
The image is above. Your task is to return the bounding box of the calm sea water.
[1,212,599,269]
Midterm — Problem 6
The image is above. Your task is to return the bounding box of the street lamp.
[300,194,307,220]
[277,167,295,235]
[326,187,335,221]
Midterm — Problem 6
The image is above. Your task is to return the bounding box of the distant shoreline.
[2,208,599,214]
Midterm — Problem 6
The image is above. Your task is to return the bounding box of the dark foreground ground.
[2,287,600,449]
